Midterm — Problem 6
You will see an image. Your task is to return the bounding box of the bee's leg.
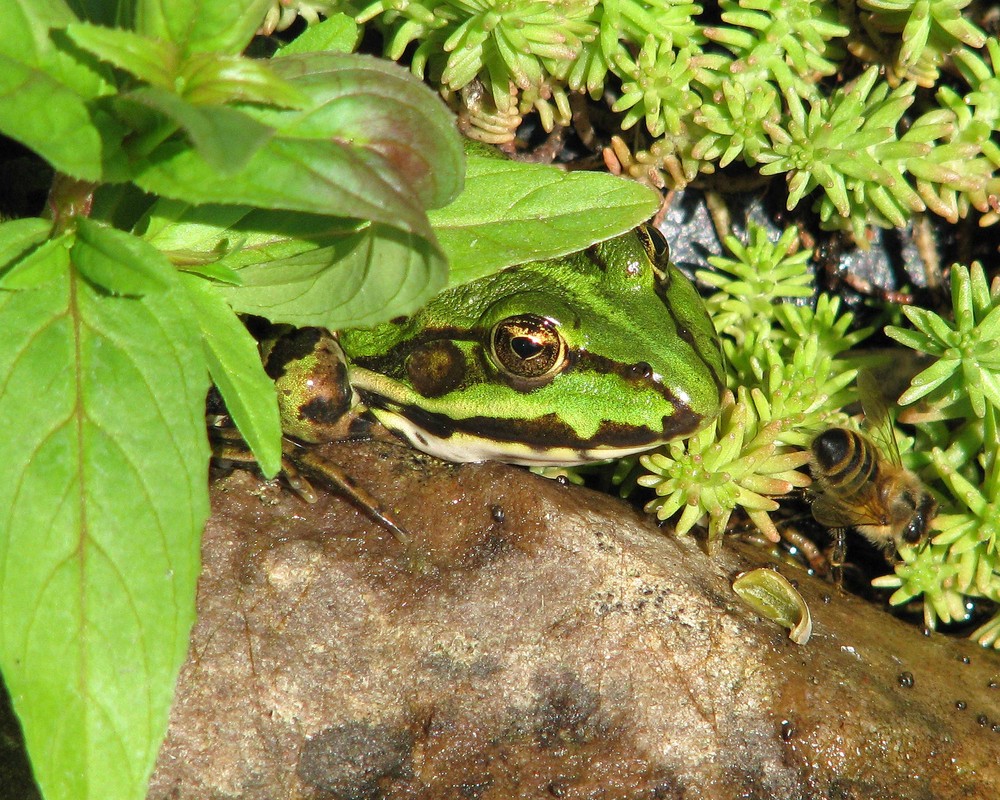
[780,525,828,575]
[286,444,410,545]
[829,528,847,587]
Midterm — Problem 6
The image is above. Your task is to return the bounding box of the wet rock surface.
[141,438,1000,799]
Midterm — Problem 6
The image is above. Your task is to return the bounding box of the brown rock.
[149,440,1000,799]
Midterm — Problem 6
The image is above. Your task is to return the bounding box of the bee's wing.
[858,369,903,467]
[811,492,888,529]
[810,495,860,528]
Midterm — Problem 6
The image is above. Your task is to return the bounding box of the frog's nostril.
[629,361,652,379]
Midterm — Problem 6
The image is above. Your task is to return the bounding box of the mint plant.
[0,3,659,799]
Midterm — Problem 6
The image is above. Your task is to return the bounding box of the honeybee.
[809,373,937,578]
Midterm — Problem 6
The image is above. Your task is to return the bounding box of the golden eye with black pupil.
[490,314,567,382]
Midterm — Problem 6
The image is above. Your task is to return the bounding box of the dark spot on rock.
[780,719,796,741]
[459,778,494,799]
[529,671,601,748]
[298,721,414,800]
[469,655,502,679]
[464,530,513,568]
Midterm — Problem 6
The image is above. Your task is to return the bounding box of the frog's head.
[342,226,725,466]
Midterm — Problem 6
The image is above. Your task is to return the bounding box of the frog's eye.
[638,224,670,265]
[490,314,568,384]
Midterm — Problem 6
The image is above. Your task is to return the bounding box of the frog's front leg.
[212,327,409,543]
[263,327,363,445]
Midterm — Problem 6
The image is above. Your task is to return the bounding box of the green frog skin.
[272,225,725,467]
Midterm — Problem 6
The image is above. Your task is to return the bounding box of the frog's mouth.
[363,400,705,467]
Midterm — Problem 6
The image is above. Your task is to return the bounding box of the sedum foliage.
[642,224,1000,646]
[637,225,864,549]
[280,0,1000,241]
[875,263,1000,644]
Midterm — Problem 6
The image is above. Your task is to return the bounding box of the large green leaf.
[135,0,272,56]
[134,54,464,238]
[0,233,209,800]
[429,154,661,286]
[277,13,360,56]
[73,217,175,295]
[220,222,447,330]
[64,23,178,88]
[266,53,463,212]
[0,1,121,180]
[183,274,282,478]
[120,87,275,174]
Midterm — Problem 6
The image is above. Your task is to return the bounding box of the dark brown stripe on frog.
[584,245,609,272]
[357,391,704,453]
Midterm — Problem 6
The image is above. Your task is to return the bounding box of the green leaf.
[179,52,308,107]
[220,222,447,329]
[182,274,281,477]
[135,0,272,56]
[134,54,464,236]
[136,201,363,268]
[0,233,71,290]
[1,0,108,95]
[0,56,114,181]
[65,22,178,87]
[178,261,242,284]
[72,218,175,295]
[121,87,273,174]
[277,13,360,56]
[0,217,53,267]
[136,198,258,255]
[266,53,463,211]
[429,154,660,286]
[0,264,209,800]
[0,1,122,180]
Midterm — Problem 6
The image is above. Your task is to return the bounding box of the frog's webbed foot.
[282,441,410,544]
[210,429,409,544]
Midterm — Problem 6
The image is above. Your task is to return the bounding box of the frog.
[265,224,725,470]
